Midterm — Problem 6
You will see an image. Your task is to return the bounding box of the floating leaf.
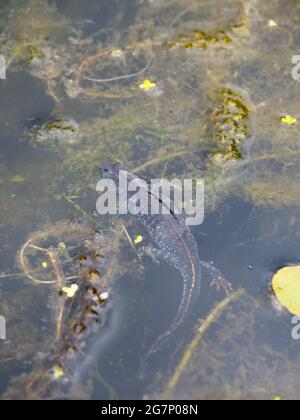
[139,79,157,91]
[272,266,300,315]
[58,242,67,252]
[62,284,79,299]
[111,49,124,58]
[53,365,64,380]
[134,235,144,245]
[41,261,48,269]
[281,116,297,125]
[268,20,278,28]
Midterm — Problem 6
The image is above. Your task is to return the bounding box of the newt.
[98,162,228,358]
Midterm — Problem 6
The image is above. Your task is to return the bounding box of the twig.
[19,237,56,285]
[121,224,140,259]
[74,39,160,100]
[85,57,151,84]
[164,289,245,397]
[47,247,67,343]
[95,371,118,400]
[132,149,201,173]
[75,49,132,99]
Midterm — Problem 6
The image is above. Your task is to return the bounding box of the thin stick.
[121,224,140,259]
[85,57,151,84]
[48,247,65,290]
[0,272,29,279]
[169,5,194,29]
[47,247,66,342]
[75,39,160,100]
[95,371,118,400]
[19,237,56,285]
[164,289,244,397]
[132,149,201,173]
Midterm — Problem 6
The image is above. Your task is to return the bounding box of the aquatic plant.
[1,220,126,400]
[2,0,300,400]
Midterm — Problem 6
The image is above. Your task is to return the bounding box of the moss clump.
[210,87,251,163]
[30,117,80,148]
[169,29,233,49]
[25,45,45,61]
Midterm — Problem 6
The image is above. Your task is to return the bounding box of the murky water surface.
[1,0,300,400]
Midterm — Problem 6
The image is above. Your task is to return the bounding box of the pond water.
[1,0,300,400]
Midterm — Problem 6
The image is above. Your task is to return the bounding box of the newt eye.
[99,167,109,176]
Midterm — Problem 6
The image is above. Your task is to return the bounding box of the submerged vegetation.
[29,117,80,147]
[157,292,300,400]
[1,0,300,399]
[0,220,133,399]
[209,86,251,164]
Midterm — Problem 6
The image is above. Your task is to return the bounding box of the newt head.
[99,161,124,180]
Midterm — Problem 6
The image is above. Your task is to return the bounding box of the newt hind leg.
[200,260,232,294]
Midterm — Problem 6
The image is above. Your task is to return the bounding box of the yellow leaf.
[11,175,25,183]
[42,261,48,269]
[281,116,297,125]
[58,242,67,251]
[111,49,124,58]
[273,395,282,401]
[53,365,64,380]
[134,235,144,245]
[268,20,278,27]
[62,284,79,299]
[272,266,300,315]
[139,80,156,91]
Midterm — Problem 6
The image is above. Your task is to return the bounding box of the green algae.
[30,118,80,147]
[25,46,46,61]
[2,0,300,401]
[168,29,234,50]
[209,87,251,164]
